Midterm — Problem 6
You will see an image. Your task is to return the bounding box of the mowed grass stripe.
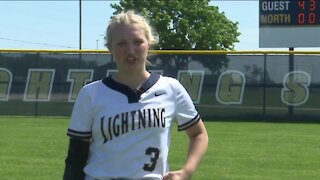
[0,117,319,179]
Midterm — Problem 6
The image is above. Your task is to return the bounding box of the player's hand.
[162,169,191,180]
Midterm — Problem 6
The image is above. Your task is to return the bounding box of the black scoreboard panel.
[260,0,320,26]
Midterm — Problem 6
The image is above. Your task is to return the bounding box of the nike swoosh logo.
[155,92,165,96]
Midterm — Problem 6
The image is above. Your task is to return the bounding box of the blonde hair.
[104,10,158,50]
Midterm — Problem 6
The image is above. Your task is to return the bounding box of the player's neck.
[113,70,150,90]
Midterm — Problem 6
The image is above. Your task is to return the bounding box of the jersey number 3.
[143,147,160,172]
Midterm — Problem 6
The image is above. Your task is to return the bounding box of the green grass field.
[0,117,319,180]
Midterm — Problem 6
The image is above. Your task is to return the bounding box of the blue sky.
[0,0,311,51]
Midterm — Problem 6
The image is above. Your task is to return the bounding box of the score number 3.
[143,147,160,172]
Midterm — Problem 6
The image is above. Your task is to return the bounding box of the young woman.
[64,10,208,180]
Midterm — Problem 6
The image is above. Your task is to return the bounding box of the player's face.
[110,23,149,73]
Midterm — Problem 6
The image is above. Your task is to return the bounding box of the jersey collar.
[102,72,160,103]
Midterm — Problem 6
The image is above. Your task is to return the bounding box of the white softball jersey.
[67,72,200,179]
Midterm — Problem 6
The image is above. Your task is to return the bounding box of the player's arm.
[64,87,93,180]
[163,120,208,180]
[63,138,90,180]
[182,119,208,178]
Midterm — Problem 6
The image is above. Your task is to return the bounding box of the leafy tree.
[110,0,240,50]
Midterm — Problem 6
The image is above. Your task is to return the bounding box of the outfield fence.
[0,49,319,121]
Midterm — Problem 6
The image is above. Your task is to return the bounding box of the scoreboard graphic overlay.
[259,0,320,48]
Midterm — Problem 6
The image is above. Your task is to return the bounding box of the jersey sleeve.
[170,78,201,131]
[67,87,93,139]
